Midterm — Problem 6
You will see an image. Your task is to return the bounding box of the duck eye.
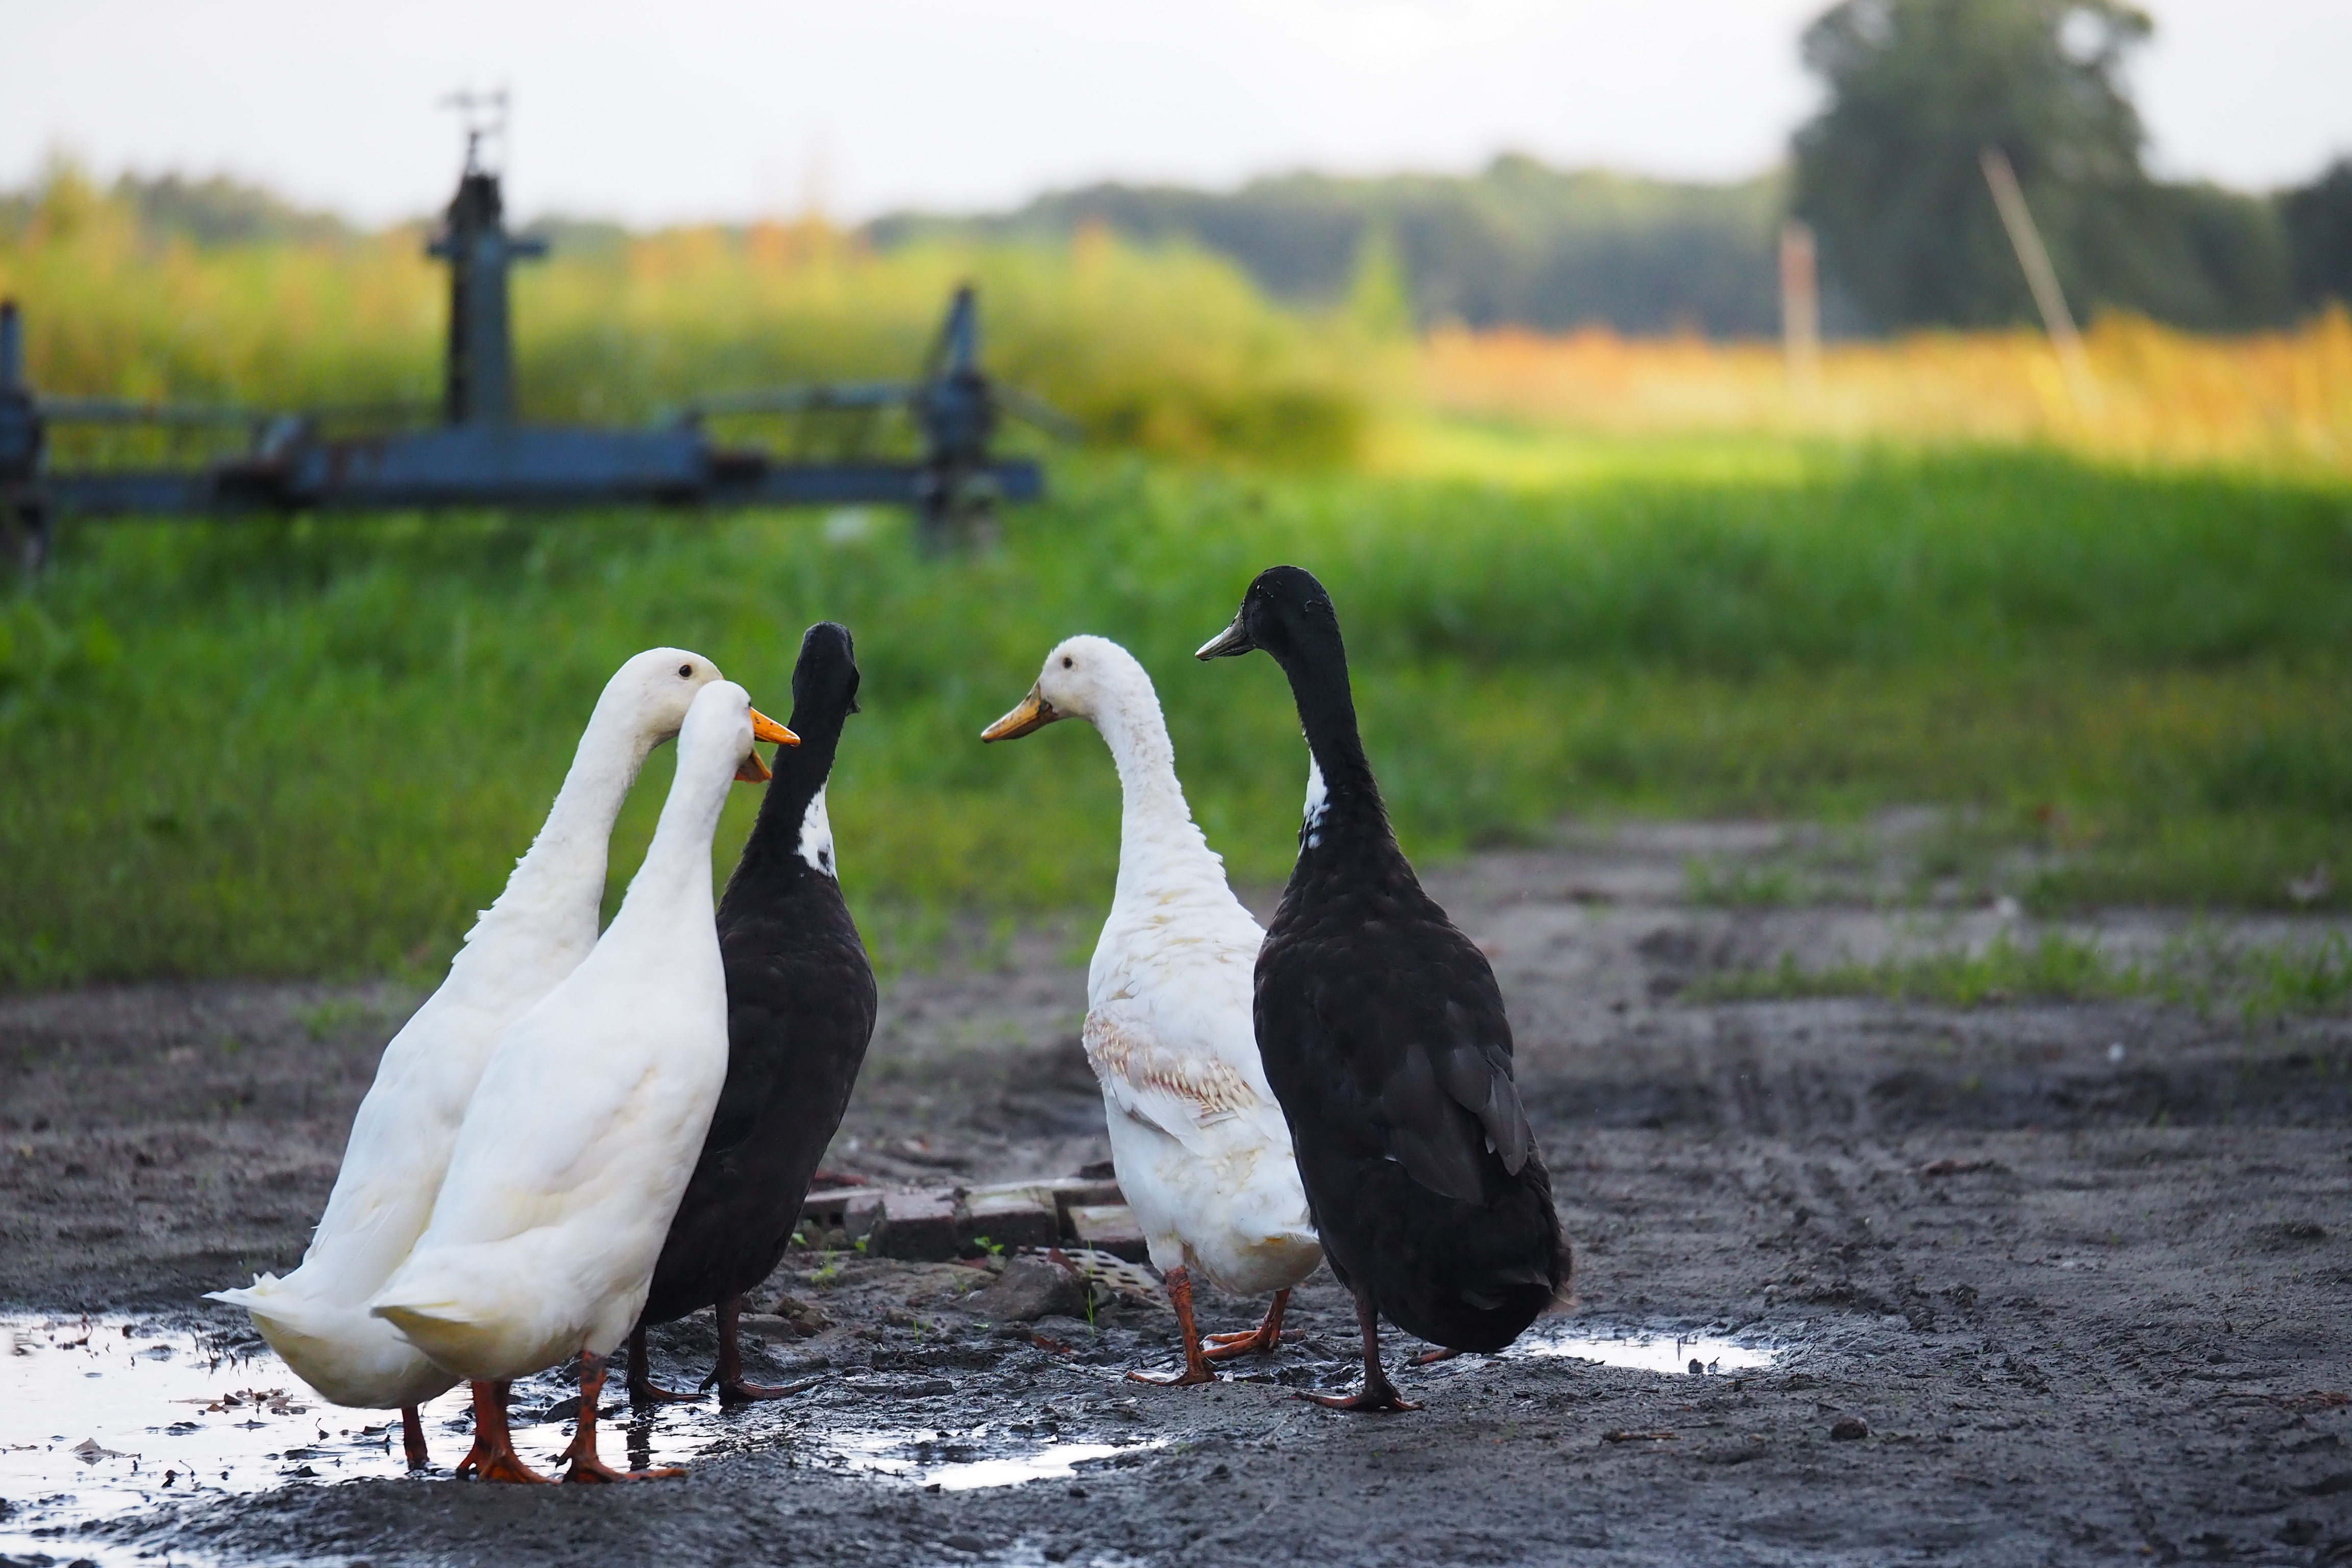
[678,664,693,678]
[1061,656,1074,669]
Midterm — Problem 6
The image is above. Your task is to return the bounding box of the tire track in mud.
[1699,1040,2196,1561]
[1697,1008,1935,1331]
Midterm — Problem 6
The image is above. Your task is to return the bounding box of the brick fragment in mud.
[797,1187,884,1249]
[799,1189,857,1227]
[1046,1177,1127,1223]
[1067,1203,1149,1263]
[866,1189,962,1261]
[961,1188,1061,1252]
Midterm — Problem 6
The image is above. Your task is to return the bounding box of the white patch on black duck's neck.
[798,785,837,878]
[1301,753,1329,851]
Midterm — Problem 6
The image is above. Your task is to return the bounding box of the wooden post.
[1779,219,1821,400]
[1979,146,2097,411]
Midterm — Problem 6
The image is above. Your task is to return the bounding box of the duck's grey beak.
[981,686,1064,742]
[1196,615,1254,660]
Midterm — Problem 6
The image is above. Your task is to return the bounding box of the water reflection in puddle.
[1,1315,1166,1561]
[826,1425,1166,1491]
[1509,1323,1788,1376]
[5,1316,428,1497]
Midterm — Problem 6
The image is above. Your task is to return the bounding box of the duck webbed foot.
[1410,1345,1463,1366]
[712,1295,807,1406]
[1296,1295,1420,1413]
[453,1381,552,1483]
[562,1352,687,1482]
[1126,1266,1219,1387]
[1201,1288,1298,1361]
[400,1403,431,1471]
[624,1326,701,1406]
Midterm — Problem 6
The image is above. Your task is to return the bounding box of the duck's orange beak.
[737,706,799,782]
[981,686,1064,743]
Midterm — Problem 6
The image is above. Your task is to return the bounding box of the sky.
[7,0,2351,228]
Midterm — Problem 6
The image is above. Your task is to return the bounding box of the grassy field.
[4,173,2349,991]
[4,443,2349,990]
[1696,927,2352,1022]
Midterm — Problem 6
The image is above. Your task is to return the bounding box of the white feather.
[798,784,836,877]
[369,681,747,1383]
[1302,754,1329,849]
[1021,636,1321,1297]
[207,647,724,1410]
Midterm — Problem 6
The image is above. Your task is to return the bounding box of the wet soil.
[5,820,2350,1566]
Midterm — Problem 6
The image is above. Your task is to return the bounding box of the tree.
[2283,159,2352,311]
[1791,0,2287,331]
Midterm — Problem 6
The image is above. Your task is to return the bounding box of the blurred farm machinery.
[0,118,1063,571]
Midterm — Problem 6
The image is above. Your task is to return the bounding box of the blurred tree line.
[878,0,2351,338]
[12,0,2349,340]
[874,162,1791,337]
[0,169,353,248]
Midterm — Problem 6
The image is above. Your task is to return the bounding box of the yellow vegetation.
[0,175,1373,465]
[1418,310,2352,475]
[7,167,2347,476]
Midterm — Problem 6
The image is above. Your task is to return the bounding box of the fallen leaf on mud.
[1602,1430,1676,1443]
[1919,1159,2007,1177]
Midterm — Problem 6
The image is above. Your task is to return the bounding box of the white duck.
[370,677,768,1483]
[983,635,1321,1385]
[208,647,786,1469]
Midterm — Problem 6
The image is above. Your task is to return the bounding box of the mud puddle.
[1507,1322,1791,1377]
[1,1315,1174,1564]
[3,1315,450,1563]
[828,1424,1169,1491]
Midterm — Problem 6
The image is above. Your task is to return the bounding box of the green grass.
[1696,928,2352,1023]
[3,443,2350,990]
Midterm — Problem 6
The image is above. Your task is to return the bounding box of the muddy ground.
[4,820,2350,1566]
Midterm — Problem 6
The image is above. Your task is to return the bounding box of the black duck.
[629,621,877,1405]
[1199,566,1570,1411]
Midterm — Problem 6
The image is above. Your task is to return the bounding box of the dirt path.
[4,822,2349,1566]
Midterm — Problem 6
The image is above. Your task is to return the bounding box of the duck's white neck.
[458,696,664,961]
[1087,679,1227,910]
[606,717,737,940]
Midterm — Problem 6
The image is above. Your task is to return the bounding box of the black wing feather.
[1306,913,1533,1204]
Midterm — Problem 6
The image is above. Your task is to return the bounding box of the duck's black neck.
[732,704,846,887]
[1269,628,1391,854]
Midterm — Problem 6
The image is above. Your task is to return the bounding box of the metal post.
[426,138,545,426]
[913,285,999,550]
[0,299,51,572]
[1779,220,1821,403]
[1980,147,2097,413]
[0,299,22,390]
